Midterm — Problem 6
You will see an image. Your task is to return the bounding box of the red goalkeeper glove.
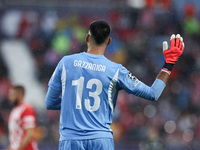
[163,34,184,64]
[161,34,184,74]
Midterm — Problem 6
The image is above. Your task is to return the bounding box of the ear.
[107,37,112,46]
[85,34,90,43]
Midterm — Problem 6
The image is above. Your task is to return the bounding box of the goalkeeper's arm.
[45,87,61,110]
[125,34,184,101]
[146,34,184,100]
[158,34,184,83]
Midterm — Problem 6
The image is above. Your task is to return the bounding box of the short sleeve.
[21,105,36,129]
[48,58,63,91]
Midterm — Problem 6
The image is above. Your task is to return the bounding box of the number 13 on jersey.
[72,77,103,112]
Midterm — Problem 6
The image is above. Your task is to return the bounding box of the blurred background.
[0,0,200,149]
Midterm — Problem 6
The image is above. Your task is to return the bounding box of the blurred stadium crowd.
[0,0,200,149]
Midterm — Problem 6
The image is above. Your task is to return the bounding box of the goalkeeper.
[45,20,184,150]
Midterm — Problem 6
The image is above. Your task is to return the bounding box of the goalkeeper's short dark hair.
[89,20,111,45]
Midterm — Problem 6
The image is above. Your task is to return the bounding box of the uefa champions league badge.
[128,72,140,86]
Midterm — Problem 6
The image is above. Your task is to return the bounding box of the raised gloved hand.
[161,34,184,74]
[163,34,184,64]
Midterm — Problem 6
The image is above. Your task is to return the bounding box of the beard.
[12,98,19,107]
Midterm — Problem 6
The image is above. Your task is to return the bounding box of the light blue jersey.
[47,52,166,141]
